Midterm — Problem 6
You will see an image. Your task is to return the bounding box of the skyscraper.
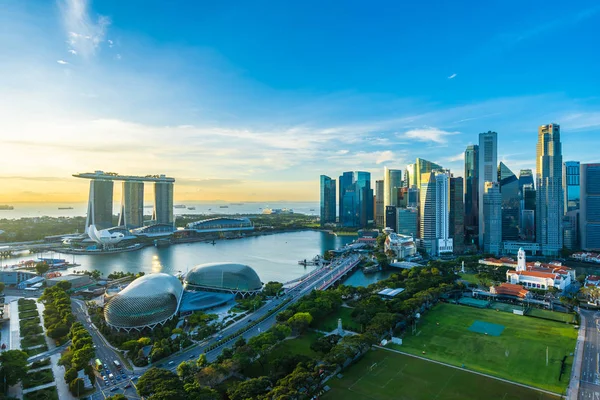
[536,123,563,256]
[407,158,443,190]
[563,161,580,213]
[385,206,397,232]
[498,162,520,241]
[521,184,536,242]
[563,161,580,249]
[375,180,384,227]
[420,170,453,256]
[478,131,498,248]
[450,176,465,254]
[518,169,534,193]
[397,207,418,238]
[580,164,600,251]
[119,181,144,228]
[319,175,336,225]
[464,145,479,245]
[85,179,114,231]
[339,172,355,227]
[383,167,402,224]
[483,182,502,254]
[338,171,372,228]
[153,181,174,226]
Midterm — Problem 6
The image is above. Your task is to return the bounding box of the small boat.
[58,207,73,210]
[174,205,187,209]
[187,206,196,210]
[309,209,315,211]
[219,206,229,208]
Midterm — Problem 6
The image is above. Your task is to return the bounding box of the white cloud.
[59,0,111,58]
[446,152,464,162]
[108,39,114,48]
[375,151,395,164]
[68,49,77,55]
[401,127,459,144]
[57,60,69,65]
[448,73,457,79]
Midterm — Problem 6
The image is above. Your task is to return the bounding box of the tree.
[35,262,50,276]
[69,378,85,396]
[184,382,219,400]
[48,324,71,340]
[0,282,5,293]
[64,367,78,384]
[176,361,197,381]
[137,368,183,397]
[106,395,128,400]
[310,334,341,354]
[56,280,72,291]
[196,353,207,369]
[0,350,29,389]
[228,377,271,400]
[263,281,284,297]
[287,312,313,335]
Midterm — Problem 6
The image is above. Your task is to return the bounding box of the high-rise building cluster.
[320,123,596,256]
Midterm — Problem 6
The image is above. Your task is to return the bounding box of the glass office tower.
[498,163,520,241]
[320,175,337,225]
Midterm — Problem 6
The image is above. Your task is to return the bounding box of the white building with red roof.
[505,248,573,291]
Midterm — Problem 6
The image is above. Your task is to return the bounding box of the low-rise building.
[0,271,37,286]
[46,274,92,289]
[490,283,531,299]
[384,233,417,260]
[585,275,600,287]
[505,248,573,291]
[17,276,45,290]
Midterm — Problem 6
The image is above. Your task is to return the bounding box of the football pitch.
[392,303,577,393]
[324,348,560,400]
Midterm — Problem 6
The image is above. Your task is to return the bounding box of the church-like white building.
[506,248,573,292]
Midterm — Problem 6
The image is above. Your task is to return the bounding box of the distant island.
[0,205,14,210]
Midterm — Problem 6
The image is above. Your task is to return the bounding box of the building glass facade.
[483,181,502,254]
[581,164,600,250]
[339,171,372,228]
[319,175,337,225]
[396,207,418,238]
[478,131,498,248]
[536,123,563,256]
[375,180,384,227]
[498,162,520,241]
[464,145,479,245]
[450,176,465,254]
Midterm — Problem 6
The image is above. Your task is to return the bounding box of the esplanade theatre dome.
[184,262,262,295]
[104,273,184,331]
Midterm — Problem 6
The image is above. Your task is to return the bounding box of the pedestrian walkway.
[8,299,20,350]
[567,311,586,400]
[22,382,56,395]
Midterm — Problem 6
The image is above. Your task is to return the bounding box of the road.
[71,300,140,400]
[154,254,361,370]
[579,309,600,399]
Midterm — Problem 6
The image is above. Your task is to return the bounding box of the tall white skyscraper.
[478,131,498,248]
[536,123,563,256]
[483,181,502,254]
[420,170,453,256]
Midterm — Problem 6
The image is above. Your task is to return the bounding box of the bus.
[95,359,102,370]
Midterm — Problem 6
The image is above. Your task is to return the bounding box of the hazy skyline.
[1,0,599,202]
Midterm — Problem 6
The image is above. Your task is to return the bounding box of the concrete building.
[319,175,337,225]
[0,271,37,286]
[420,170,453,256]
[375,180,385,227]
[46,274,92,289]
[536,123,564,256]
[407,158,443,191]
[396,207,418,237]
[85,179,114,231]
[450,176,465,254]
[118,181,144,228]
[464,144,479,246]
[384,233,417,260]
[478,131,498,248]
[581,164,600,251]
[483,182,502,255]
[153,181,174,226]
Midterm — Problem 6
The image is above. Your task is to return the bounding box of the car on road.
[168,361,174,366]
[116,375,121,381]
[131,376,138,381]
[110,387,118,392]
[188,354,194,359]
[121,374,127,379]
[124,383,132,389]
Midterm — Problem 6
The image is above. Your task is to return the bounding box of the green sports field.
[391,303,577,393]
[324,348,559,400]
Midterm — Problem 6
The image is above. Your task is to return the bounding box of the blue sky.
[0,0,599,201]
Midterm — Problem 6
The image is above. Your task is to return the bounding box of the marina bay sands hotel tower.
[74,171,175,232]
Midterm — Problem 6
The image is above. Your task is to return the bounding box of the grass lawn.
[21,334,46,348]
[314,307,362,333]
[19,310,39,319]
[459,273,480,285]
[325,348,559,400]
[23,386,59,400]
[392,303,576,393]
[528,308,577,324]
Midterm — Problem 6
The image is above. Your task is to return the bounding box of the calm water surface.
[4,231,379,285]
